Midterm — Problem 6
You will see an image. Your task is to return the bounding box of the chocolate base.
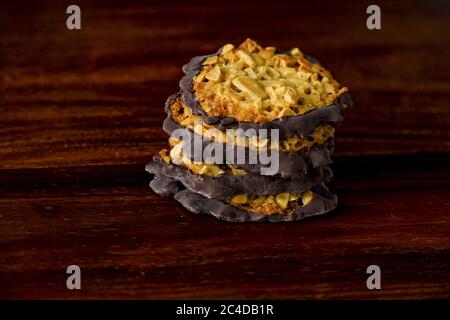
[179,49,353,139]
[146,155,333,199]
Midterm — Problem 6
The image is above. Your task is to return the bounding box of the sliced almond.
[203,56,218,65]
[230,166,247,176]
[221,43,234,55]
[199,164,224,176]
[275,193,290,209]
[266,67,281,79]
[290,47,301,56]
[251,53,265,67]
[279,66,297,77]
[252,196,266,207]
[237,50,256,67]
[263,195,275,205]
[232,76,268,99]
[231,194,248,205]
[289,193,299,201]
[244,67,257,79]
[205,65,221,81]
[259,47,276,59]
[239,38,260,53]
[301,191,313,206]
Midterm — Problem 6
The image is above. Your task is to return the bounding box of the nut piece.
[252,196,266,207]
[205,65,221,81]
[290,47,301,56]
[302,191,313,206]
[221,43,235,55]
[158,149,171,164]
[237,50,256,67]
[232,194,248,205]
[198,164,225,176]
[230,166,247,176]
[263,195,275,205]
[239,38,260,53]
[203,56,218,65]
[275,193,290,209]
[232,76,268,99]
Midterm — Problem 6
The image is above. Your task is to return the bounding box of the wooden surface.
[0,0,449,299]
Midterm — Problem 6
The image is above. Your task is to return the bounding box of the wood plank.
[0,155,449,299]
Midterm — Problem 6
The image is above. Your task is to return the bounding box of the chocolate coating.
[149,175,180,196]
[146,155,333,199]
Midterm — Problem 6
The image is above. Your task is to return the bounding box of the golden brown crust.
[192,38,345,122]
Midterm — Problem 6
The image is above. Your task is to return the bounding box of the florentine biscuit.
[146,155,332,199]
[179,39,352,138]
[164,127,334,178]
[149,174,337,222]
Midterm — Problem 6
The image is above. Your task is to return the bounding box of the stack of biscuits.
[146,39,352,222]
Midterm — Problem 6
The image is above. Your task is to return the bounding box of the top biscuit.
[186,38,349,123]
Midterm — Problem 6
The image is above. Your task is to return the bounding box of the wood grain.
[0,0,449,299]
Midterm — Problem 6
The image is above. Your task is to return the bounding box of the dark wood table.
[1,0,449,299]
